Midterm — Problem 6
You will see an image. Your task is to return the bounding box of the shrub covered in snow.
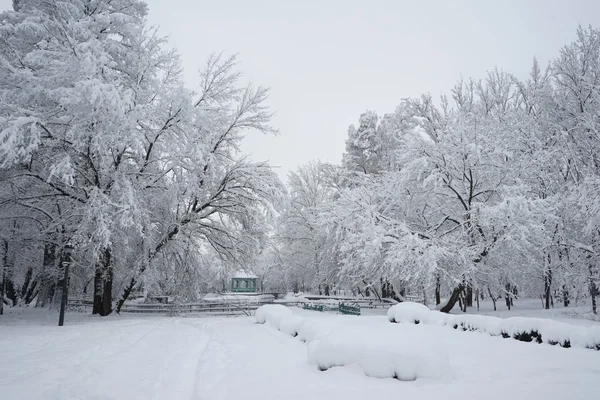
[447,314,504,336]
[255,305,293,326]
[388,304,600,351]
[278,315,306,337]
[296,318,342,343]
[307,324,450,381]
[386,302,433,324]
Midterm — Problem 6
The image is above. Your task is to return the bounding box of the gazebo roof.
[232,270,258,279]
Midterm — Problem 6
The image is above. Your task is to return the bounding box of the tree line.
[1,1,599,316]
[0,0,283,315]
[267,27,600,314]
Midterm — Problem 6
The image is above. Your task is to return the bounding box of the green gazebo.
[231,270,259,293]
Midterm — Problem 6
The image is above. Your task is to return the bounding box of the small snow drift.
[255,304,293,327]
[307,324,449,381]
[387,302,432,324]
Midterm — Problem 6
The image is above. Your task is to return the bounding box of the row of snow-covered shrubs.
[255,304,450,381]
[387,302,600,351]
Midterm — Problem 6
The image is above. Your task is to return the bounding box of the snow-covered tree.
[0,0,283,315]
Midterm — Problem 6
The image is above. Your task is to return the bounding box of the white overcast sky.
[2,1,600,180]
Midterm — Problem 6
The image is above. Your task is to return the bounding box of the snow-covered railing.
[67,299,275,315]
[387,302,600,351]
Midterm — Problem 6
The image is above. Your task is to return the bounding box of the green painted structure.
[302,302,361,315]
[231,271,259,293]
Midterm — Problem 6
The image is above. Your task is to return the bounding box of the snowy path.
[1,314,214,399]
[1,309,599,399]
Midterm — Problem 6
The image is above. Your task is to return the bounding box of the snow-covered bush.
[255,305,293,326]
[570,326,600,350]
[387,304,600,350]
[447,314,503,336]
[386,302,433,324]
[307,324,449,381]
[278,315,306,337]
[296,319,341,343]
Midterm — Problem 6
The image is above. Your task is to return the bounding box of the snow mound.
[278,315,306,337]
[255,305,292,326]
[387,302,432,324]
[387,304,600,350]
[307,324,449,381]
[297,318,341,343]
[448,314,504,336]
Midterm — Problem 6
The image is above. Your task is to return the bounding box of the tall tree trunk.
[488,287,497,311]
[544,254,552,310]
[101,268,113,316]
[435,275,441,305]
[93,248,114,316]
[36,243,57,308]
[466,283,473,307]
[92,264,103,315]
[116,277,136,314]
[590,263,599,315]
[440,284,464,313]
[505,282,512,310]
[19,267,38,306]
[563,285,570,307]
[0,239,7,315]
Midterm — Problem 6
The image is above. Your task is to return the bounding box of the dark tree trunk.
[92,248,114,316]
[476,288,480,311]
[544,258,552,310]
[101,265,113,316]
[36,243,57,308]
[466,284,473,307]
[440,284,464,313]
[0,240,7,315]
[435,275,441,305]
[92,264,103,315]
[587,259,599,314]
[356,286,362,297]
[488,287,497,311]
[563,285,570,307]
[0,273,4,317]
[5,278,16,306]
[2,239,18,307]
[19,267,39,306]
[505,282,511,310]
[118,274,143,312]
[324,284,330,296]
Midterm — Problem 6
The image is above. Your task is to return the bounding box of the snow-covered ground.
[1,304,599,400]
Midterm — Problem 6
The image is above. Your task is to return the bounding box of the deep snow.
[1,305,599,400]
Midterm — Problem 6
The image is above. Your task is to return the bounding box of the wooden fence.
[68,298,272,315]
[68,296,394,315]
